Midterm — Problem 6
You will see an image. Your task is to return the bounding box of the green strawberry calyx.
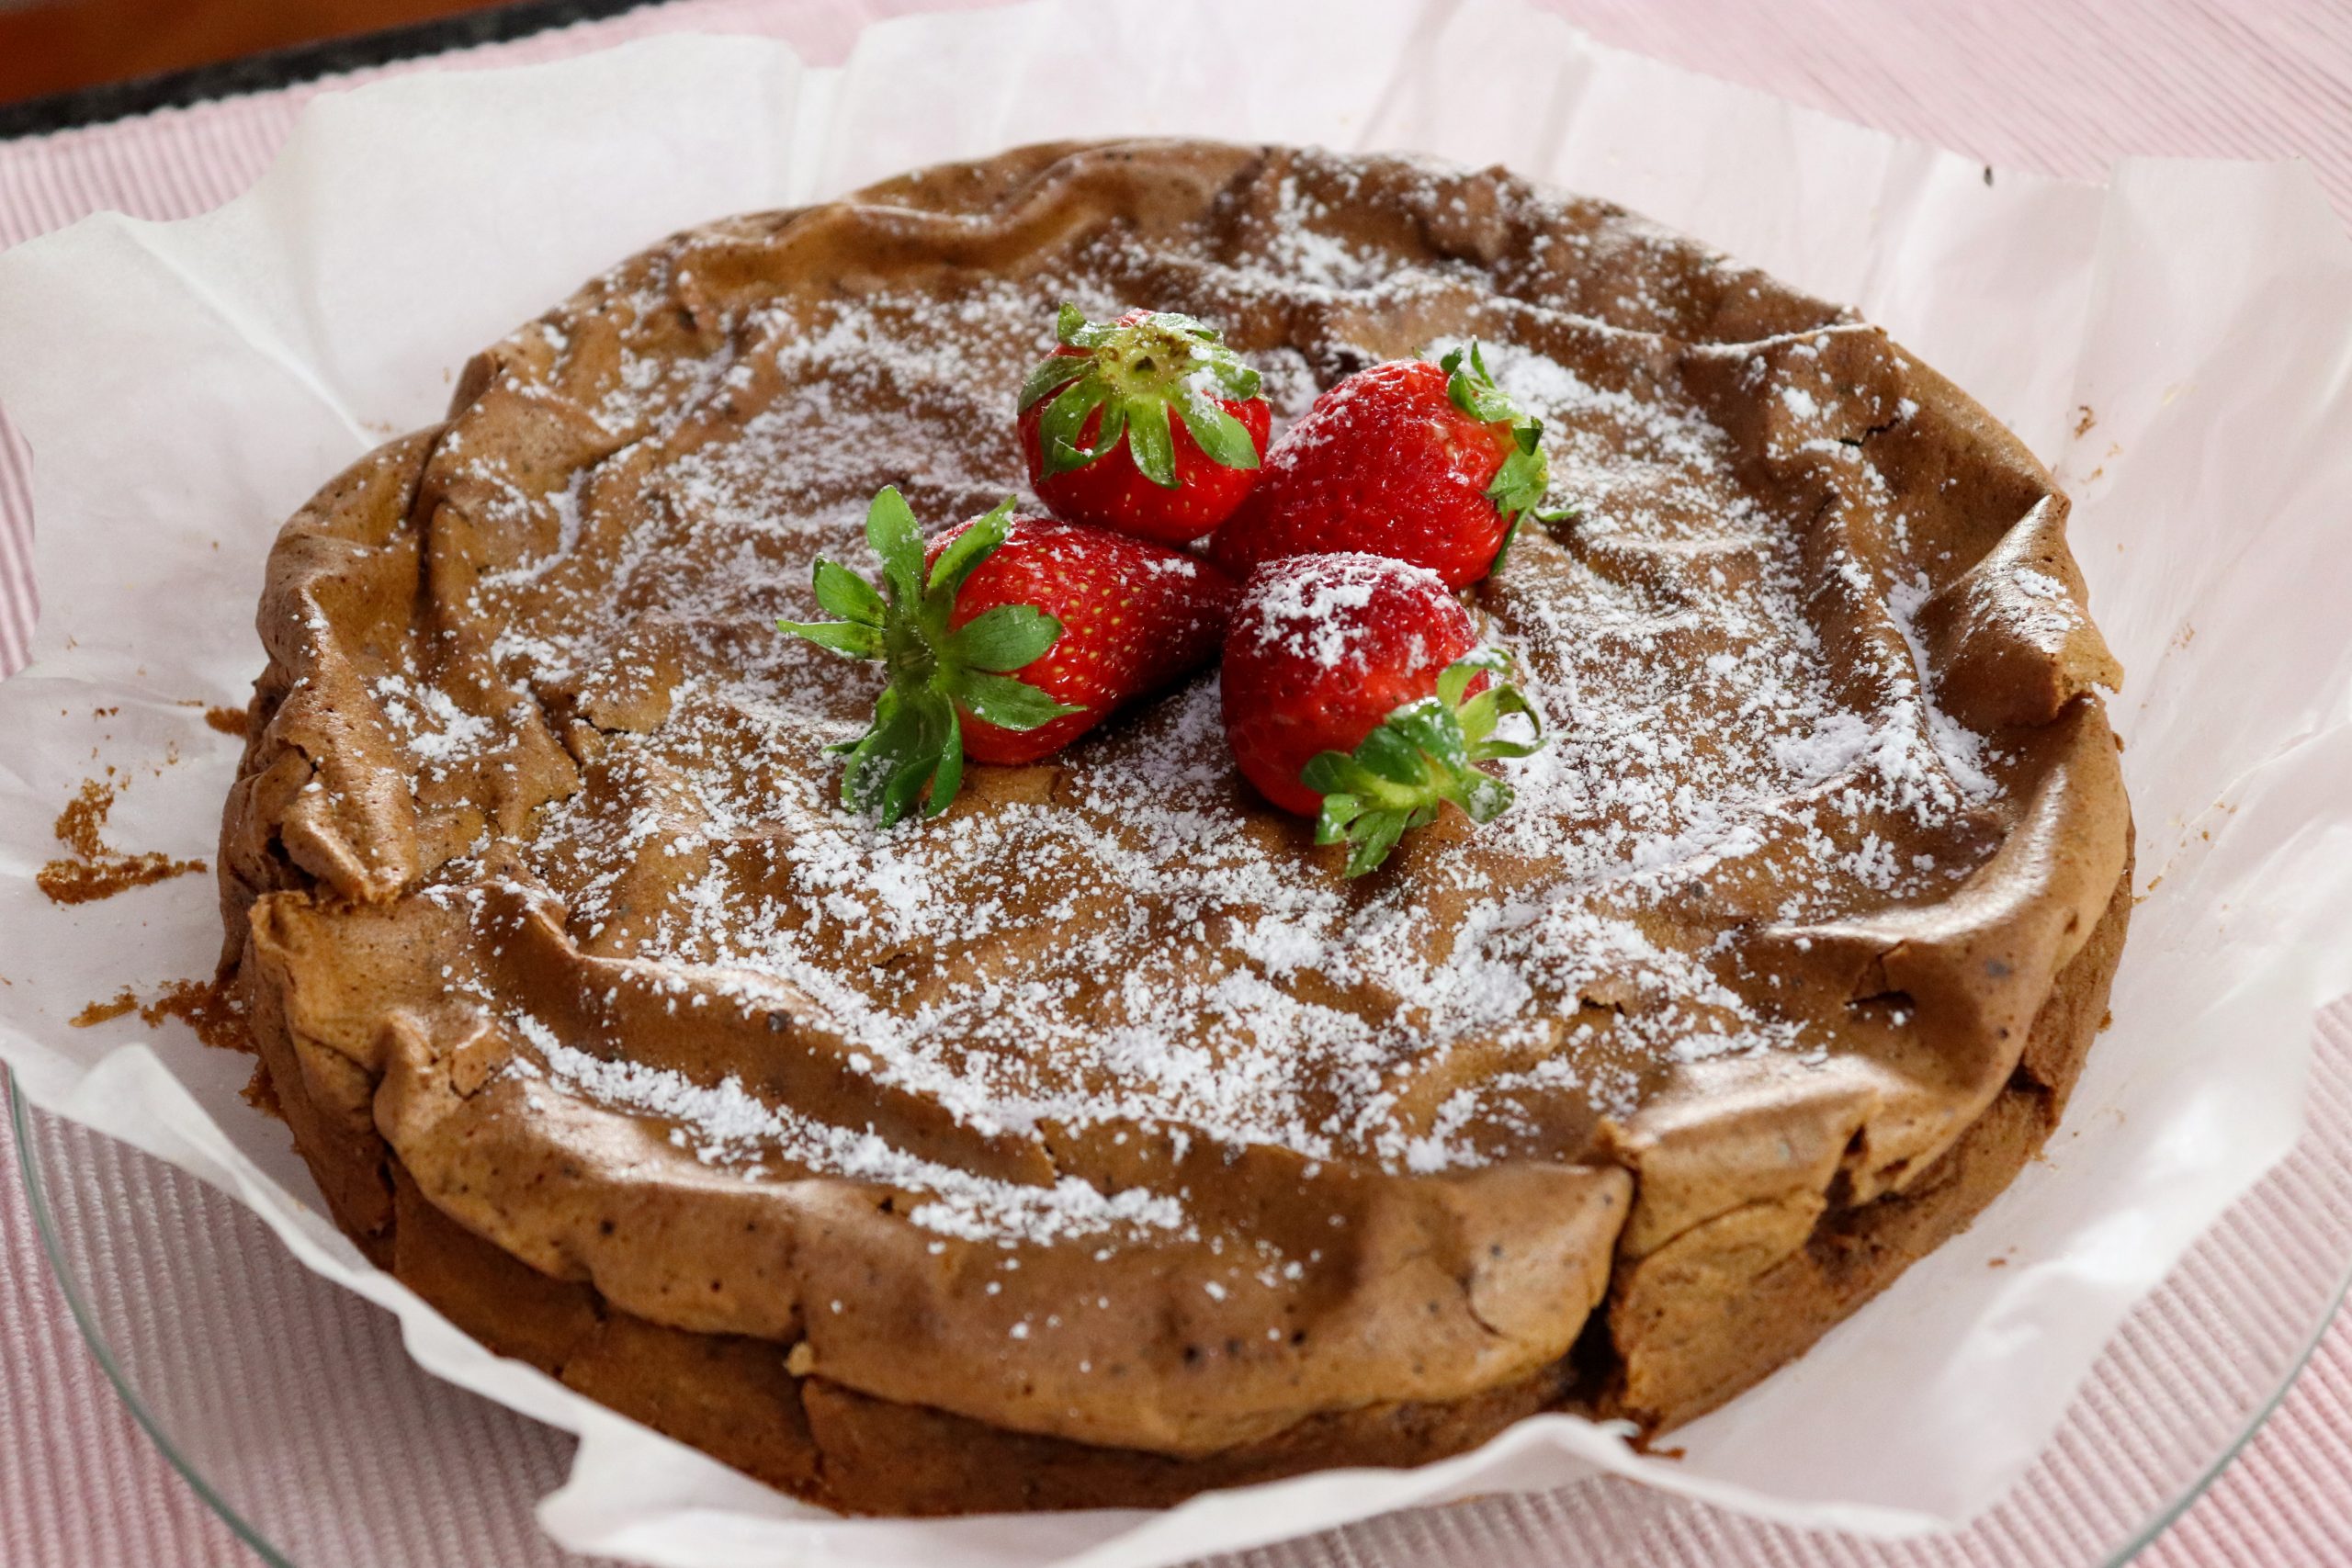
[1301,648,1546,877]
[777,486,1080,826]
[1441,340,1572,570]
[1019,305,1263,489]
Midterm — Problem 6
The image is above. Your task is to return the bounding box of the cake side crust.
[241,853,2129,1513]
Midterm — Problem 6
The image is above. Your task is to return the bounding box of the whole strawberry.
[1209,342,1557,588]
[781,487,1236,823]
[1221,553,1543,875]
[1018,305,1271,544]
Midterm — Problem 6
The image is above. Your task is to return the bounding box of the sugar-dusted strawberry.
[1209,342,1559,588]
[1220,553,1543,875]
[780,486,1236,823]
[1018,305,1272,544]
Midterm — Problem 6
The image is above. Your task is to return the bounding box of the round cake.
[216,140,2132,1515]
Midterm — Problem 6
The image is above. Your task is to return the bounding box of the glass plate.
[12,1013,2352,1568]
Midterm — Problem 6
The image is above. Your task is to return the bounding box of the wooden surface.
[0,0,509,104]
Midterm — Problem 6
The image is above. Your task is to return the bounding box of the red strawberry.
[1220,553,1543,874]
[1018,305,1272,544]
[1209,342,1558,588]
[780,487,1236,822]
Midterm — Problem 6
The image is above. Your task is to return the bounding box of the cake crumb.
[70,977,250,1055]
[70,991,139,1028]
[37,777,208,906]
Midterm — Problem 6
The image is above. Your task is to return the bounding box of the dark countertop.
[0,0,655,141]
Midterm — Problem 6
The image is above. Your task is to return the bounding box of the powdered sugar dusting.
[515,1016,1190,1243]
[1229,551,1441,671]
[377,150,2024,1247]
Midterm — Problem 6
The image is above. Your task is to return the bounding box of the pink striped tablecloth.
[2,3,2347,1564]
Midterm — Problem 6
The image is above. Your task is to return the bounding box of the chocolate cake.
[215,140,2132,1515]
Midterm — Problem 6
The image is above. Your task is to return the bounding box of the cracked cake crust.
[216,139,2132,1512]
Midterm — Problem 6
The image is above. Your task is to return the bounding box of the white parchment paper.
[4,4,2351,1564]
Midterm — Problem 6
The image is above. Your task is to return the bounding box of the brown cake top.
[226,141,2129,1456]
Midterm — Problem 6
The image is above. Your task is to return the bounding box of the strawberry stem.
[778,488,1080,826]
[1022,306,1263,487]
[1441,340,1559,568]
[1299,649,1545,876]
